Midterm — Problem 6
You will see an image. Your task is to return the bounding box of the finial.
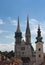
[27,15,29,23]
[38,24,40,30]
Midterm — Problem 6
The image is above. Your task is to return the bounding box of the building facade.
[15,16,44,65]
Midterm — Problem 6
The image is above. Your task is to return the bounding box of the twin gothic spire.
[16,16,31,44]
[16,16,31,35]
[15,16,43,44]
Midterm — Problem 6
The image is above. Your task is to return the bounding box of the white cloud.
[0,42,14,52]
[11,20,17,26]
[31,28,37,34]
[8,17,17,26]
[0,19,4,24]
[29,19,38,25]
[41,29,45,35]
[5,34,14,39]
[0,30,8,34]
[22,31,25,35]
[0,30,3,34]
[32,43,36,50]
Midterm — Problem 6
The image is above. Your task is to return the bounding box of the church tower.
[23,16,33,65]
[25,16,31,44]
[35,25,44,65]
[15,16,22,44]
[15,16,22,57]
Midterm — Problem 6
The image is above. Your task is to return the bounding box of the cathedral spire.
[27,16,29,30]
[15,16,22,44]
[16,16,20,32]
[26,16,30,33]
[25,16,31,44]
[35,25,43,43]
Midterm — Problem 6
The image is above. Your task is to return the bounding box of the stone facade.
[36,42,43,64]
[15,17,44,65]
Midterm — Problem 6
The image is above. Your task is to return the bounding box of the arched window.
[39,54,41,57]
[38,48,41,51]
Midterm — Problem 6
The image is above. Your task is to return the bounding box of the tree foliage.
[0,50,15,58]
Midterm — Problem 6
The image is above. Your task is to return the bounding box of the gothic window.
[39,54,41,57]
[38,48,41,51]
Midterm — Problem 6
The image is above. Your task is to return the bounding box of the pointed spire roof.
[25,16,31,44]
[26,16,30,33]
[26,16,30,30]
[16,16,20,32]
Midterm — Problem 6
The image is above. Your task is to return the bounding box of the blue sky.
[0,0,45,52]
